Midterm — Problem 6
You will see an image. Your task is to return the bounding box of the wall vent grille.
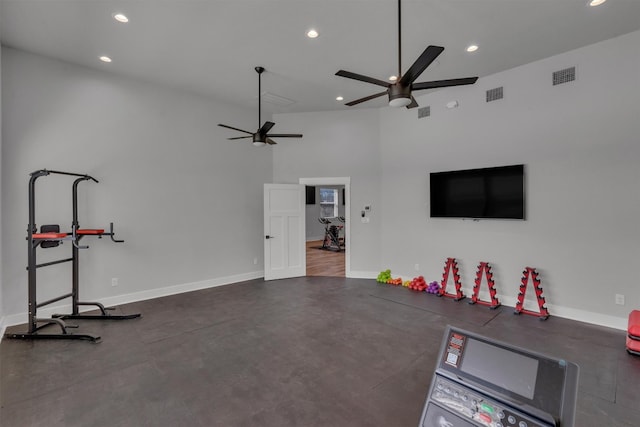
[553,67,576,86]
[486,87,504,102]
[418,106,430,118]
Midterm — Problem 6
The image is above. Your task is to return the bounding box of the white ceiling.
[2,0,640,114]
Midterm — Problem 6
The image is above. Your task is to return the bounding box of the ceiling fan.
[218,66,302,146]
[336,0,478,109]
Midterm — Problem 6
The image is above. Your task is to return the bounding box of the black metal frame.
[4,169,141,343]
[318,217,343,252]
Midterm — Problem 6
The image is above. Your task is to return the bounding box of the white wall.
[273,109,381,276]
[3,29,638,331]
[1,47,270,323]
[272,31,640,329]
[0,40,4,331]
[377,30,640,329]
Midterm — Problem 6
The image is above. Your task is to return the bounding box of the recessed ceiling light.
[99,56,112,63]
[113,13,129,23]
[466,45,479,53]
[336,96,344,101]
[389,75,398,82]
[589,0,607,6]
[306,29,319,38]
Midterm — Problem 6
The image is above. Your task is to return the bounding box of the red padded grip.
[77,229,105,235]
[32,233,67,239]
[628,310,640,338]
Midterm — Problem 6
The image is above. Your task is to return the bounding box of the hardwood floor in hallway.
[306,240,345,277]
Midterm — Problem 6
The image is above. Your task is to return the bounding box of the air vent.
[486,87,503,102]
[418,106,430,118]
[260,91,296,107]
[553,67,576,86]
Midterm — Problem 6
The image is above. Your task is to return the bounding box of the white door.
[264,184,306,280]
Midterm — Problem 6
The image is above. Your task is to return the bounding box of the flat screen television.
[430,164,525,219]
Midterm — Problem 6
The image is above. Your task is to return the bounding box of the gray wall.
[0,39,3,326]
[274,30,640,329]
[378,30,640,328]
[2,28,638,330]
[273,109,382,277]
[1,47,270,322]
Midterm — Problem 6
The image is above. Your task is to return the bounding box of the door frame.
[299,177,351,277]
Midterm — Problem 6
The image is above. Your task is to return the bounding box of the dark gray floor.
[1,277,639,426]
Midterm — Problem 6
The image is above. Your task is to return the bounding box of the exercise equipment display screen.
[459,338,538,400]
[418,326,579,427]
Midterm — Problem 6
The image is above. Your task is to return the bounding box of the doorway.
[299,177,350,277]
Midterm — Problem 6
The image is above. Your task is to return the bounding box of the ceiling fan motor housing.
[388,83,412,107]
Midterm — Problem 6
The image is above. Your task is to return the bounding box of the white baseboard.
[347,270,378,279]
[2,270,264,329]
[538,303,627,331]
[0,316,6,339]
[363,276,628,332]
[98,270,263,309]
[468,291,627,331]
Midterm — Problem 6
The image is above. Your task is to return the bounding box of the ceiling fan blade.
[267,133,302,138]
[259,121,275,134]
[406,96,419,109]
[345,90,388,107]
[399,45,444,86]
[336,70,390,88]
[218,123,253,134]
[266,134,303,138]
[412,77,478,91]
[265,138,277,145]
[228,136,253,140]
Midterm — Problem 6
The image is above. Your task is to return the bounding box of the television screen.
[430,165,525,219]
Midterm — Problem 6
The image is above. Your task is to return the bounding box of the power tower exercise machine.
[4,169,141,343]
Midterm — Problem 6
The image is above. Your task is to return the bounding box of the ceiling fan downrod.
[397,0,402,79]
[389,0,412,108]
[255,66,265,131]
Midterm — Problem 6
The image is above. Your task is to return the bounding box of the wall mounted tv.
[430,164,525,220]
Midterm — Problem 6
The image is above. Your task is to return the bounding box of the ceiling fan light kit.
[388,84,412,107]
[335,0,478,109]
[389,98,412,108]
[253,131,267,146]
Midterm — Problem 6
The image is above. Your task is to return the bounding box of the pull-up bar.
[5,169,140,343]
[30,168,99,181]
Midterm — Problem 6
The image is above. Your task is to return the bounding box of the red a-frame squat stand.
[514,267,549,320]
[439,258,465,301]
[468,262,501,309]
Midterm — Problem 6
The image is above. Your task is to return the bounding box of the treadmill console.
[418,326,579,427]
